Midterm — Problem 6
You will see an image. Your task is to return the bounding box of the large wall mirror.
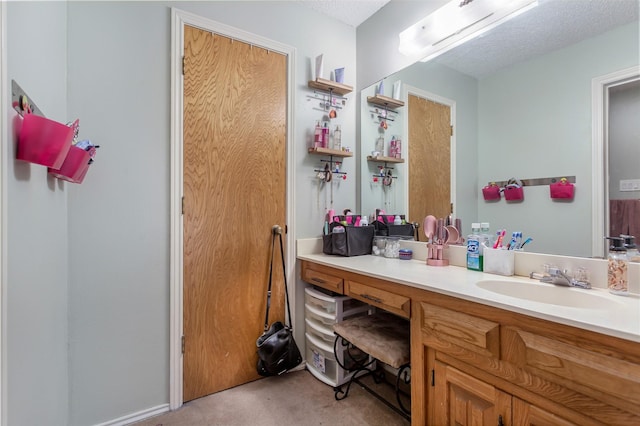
[359,0,639,258]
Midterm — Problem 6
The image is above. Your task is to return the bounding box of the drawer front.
[345,280,410,318]
[302,267,343,293]
[504,326,640,410]
[420,302,500,358]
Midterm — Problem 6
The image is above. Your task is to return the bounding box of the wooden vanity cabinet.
[418,293,640,426]
[299,261,640,426]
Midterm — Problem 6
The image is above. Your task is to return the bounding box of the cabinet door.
[513,398,578,426]
[434,360,511,426]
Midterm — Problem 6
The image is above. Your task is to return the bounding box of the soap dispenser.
[605,236,628,295]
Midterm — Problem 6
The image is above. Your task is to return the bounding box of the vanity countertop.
[297,245,640,343]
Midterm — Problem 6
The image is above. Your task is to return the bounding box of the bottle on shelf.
[389,137,397,158]
[314,121,322,148]
[375,136,384,155]
[322,122,329,148]
[333,125,342,151]
[394,138,402,159]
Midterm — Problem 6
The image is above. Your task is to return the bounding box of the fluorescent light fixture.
[398,0,538,62]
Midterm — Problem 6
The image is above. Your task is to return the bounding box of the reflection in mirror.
[359,0,639,257]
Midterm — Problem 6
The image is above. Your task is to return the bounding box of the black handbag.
[256,226,302,376]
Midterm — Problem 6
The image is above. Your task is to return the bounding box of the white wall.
[477,22,639,257]
[65,1,356,425]
[5,2,69,425]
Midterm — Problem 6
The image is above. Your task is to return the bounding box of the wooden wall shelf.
[309,147,353,158]
[367,155,404,164]
[367,94,405,109]
[308,78,353,96]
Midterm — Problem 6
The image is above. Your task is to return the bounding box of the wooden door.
[408,95,451,241]
[182,25,287,402]
[434,360,512,425]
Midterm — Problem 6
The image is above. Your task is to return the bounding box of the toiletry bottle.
[605,237,628,295]
[622,234,639,262]
[393,215,402,225]
[360,214,369,227]
[467,223,482,271]
[394,138,402,159]
[333,125,341,151]
[314,121,322,148]
[375,136,384,155]
[480,222,492,250]
[389,137,397,158]
[321,122,329,148]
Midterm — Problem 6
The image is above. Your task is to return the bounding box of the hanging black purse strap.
[263,225,293,332]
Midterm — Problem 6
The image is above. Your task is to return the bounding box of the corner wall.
[5,2,69,425]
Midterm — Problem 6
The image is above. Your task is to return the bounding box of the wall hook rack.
[11,80,44,117]
[490,175,576,188]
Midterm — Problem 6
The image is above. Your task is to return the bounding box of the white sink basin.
[475,279,620,310]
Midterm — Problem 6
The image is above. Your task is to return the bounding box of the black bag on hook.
[256,226,302,376]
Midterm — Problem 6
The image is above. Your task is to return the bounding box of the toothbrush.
[519,237,533,249]
[493,229,506,249]
[508,231,522,250]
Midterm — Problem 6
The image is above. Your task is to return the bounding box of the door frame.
[169,8,296,409]
[0,2,6,425]
[591,66,639,258]
[402,85,457,219]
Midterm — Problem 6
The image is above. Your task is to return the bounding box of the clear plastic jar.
[372,236,386,256]
[384,237,401,258]
[608,250,628,295]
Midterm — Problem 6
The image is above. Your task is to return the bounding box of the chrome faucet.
[540,267,591,289]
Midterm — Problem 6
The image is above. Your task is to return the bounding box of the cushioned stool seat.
[333,312,410,368]
[332,311,411,419]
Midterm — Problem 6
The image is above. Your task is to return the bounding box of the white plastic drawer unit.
[305,332,369,387]
[305,332,340,385]
[305,317,335,347]
[304,286,369,318]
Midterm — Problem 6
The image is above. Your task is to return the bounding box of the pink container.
[482,184,501,201]
[17,114,78,169]
[48,145,91,184]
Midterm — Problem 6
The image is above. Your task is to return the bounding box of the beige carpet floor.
[132,368,410,426]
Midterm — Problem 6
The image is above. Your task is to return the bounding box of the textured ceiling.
[300,0,639,79]
[435,0,640,79]
[297,0,391,27]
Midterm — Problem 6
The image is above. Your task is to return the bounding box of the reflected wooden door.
[408,95,451,241]
[182,25,287,401]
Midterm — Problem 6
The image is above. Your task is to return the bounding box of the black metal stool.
[332,311,411,420]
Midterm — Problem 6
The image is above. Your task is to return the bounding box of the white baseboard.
[93,404,170,426]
